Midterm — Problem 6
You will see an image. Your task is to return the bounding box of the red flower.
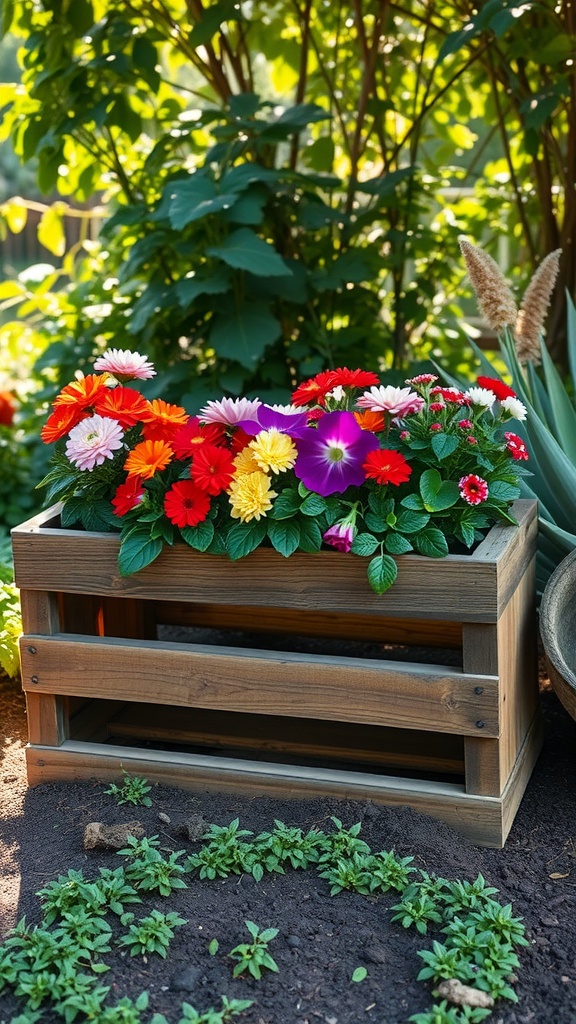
[53,374,109,410]
[0,391,16,426]
[112,476,145,516]
[458,419,473,430]
[164,480,211,528]
[363,449,412,486]
[229,426,252,455]
[190,443,235,495]
[458,474,489,505]
[504,431,529,461]
[172,416,226,459]
[430,423,443,432]
[291,370,339,407]
[477,376,517,401]
[429,401,445,412]
[329,367,380,389]
[94,386,150,428]
[41,404,89,443]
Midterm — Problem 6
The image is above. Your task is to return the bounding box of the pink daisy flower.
[65,414,125,471]
[458,474,489,505]
[93,348,156,380]
[356,385,424,417]
[199,396,262,425]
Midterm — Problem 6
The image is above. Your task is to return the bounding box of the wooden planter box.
[12,499,541,847]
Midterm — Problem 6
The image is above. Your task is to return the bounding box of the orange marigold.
[124,439,174,479]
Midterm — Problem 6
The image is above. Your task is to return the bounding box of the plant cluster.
[0,808,528,1024]
[38,350,529,595]
[105,769,153,807]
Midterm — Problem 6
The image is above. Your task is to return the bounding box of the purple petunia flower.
[239,404,309,439]
[294,411,379,496]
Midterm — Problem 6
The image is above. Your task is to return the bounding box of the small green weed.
[118,836,188,896]
[105,769,153,807]
[229,920,279,980]
[409,1001,492,1023]
[117,910,187,958]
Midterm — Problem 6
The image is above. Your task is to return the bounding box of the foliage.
[38,353,529,595]
[117,836,188,897]
[105,769,153,807]
[228,920,280,980]
[0,811,529,1023]
[0,534,21,678]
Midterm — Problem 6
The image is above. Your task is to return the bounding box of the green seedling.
[174,996,254,1023]
[117,910,187,958]
[318,853,376,895]
[316,817,371,864]
[118,837,188,897]
[208,938,219,956]
[409,1002,492,1023]
[416,939,475,983]
[368,849,416,893]
[105,769,153,807]
[229,920,279,980]
[184,818,256,879]
[351,966,367,983]
[390,892,444,935]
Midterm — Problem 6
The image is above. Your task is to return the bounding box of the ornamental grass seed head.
[514,248,562,365]
[458,236,518,333]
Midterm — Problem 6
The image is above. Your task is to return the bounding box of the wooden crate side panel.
[462,624,501,796]
[24,741,507,847]
[18,590,67,747]
[19,633,499,736]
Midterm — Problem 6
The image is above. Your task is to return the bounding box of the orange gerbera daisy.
[94,386,151,428]
[354,409,386,433]
[142,399,189,442]
[124,439,174,479]
[53,374,109,410]
[41,404,89,443]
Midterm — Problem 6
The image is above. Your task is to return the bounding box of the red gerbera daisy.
[329,367,380,389]
[477,376,517,401]
[291,370,339,407]
[164,480,211,528]
[41,404,89,443]
[112,476,146,516]
[458,474,489,505]
[504,431,529,461]
[172,416,226,459]
[94,386,151,428]
[190,444,236,495]
[363,449,412,486]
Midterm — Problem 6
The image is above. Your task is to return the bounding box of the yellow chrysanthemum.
[228,471,277,522]
[248,428,297,474]
[233,447,261,474]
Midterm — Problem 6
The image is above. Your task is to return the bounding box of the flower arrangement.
[39,350,530,594]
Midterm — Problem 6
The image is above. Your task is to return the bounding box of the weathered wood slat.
[11,501,537,623]
[19,633,499,736]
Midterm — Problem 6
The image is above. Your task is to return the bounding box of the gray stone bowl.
[540,547,576,722]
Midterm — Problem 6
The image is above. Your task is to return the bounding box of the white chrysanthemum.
[268,402,301,414]
[199,396,262,425]
[465,387,496,410]
[326,385,346,402]
[500,396,528,421]
[65,414,124,471]
[93,348,156,379]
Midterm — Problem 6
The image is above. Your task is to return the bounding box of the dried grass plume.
[458,236,518,333]
[514,249,562,366]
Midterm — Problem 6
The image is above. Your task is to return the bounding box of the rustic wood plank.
[70,700,130,742]
[24,741,507,847]
[18,590,67,747]
[462,624,501,795]
[500,710,544,844]
[11,501,537,623]
[155,602,463,649]
[106,703,465,775]
[19,633,499,736]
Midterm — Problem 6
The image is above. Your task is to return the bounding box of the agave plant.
[458,239,576,595]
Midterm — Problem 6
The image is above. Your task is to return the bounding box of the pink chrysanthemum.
[199,396,262,425]
[356,385,424,417]
[65,414,124,471]
[93,348,156,380]
[458,474,489,505]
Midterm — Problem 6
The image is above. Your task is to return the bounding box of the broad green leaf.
[395,509,431,533]
[176,269,231,308]
[351,532,379,556]
[165,176,239,228]
[225,519,268,560]
[210,305,281,368]
[296,518,322,552]
[488,480,520,503]
[207,228,292,277]
[413,528,449,558]
[300,493,328,516]
[267,518,301,556]
[385,533,413,555]
[367,553,398,594]
[268,489,301,519]
[37,203,66,257]
[431,432,459,461]
[180,520,215,552]
[118,533,163,575]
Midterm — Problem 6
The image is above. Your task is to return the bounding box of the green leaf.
[385,533,413,555]
[395,508,431,533]
[267,519,301,556]
[413,528,449,558]
[176,269,231,308]
[180,519,215,551]
[364,511,387,532]
[300,493,328,516]
[431,432,459,461]
[367,554,398,594]
[351,532,380,556]
[419,468,459,511]
[351,966,368,983]
[297,517,323,552]
[118,532,164,575]
[210,304,281,368]
[38,203,66,257]
[164,175,239,228]
[488,480,520,503]
[206,228,293,277]
[225,519,268,560]
[268,489,301,519]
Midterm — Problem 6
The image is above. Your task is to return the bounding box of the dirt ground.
[1,670,576,1024]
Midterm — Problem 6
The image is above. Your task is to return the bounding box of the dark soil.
[1,672,576,1024]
